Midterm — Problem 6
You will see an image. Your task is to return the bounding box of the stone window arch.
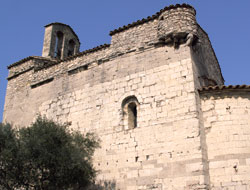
[122,96,139,130]
[68,39,75,56]
[54,31,64,58]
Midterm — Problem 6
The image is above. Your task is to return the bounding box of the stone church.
[3,4,250,190]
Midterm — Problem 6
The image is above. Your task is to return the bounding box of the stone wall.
[157,6,197,44]
[4,3,248,190]
[201,89,250,190]
[111,20,158,53]
[4,43,210,189]
[191,26,224,88]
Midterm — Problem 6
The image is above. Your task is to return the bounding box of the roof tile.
[109,3,195,36]
[8,44,110,69]
[199,85,250,92]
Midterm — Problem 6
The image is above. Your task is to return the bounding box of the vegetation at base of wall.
[0,116,100,190]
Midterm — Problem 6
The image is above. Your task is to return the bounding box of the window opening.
[68,39,75,57]
[54,31,64,58]
[128,102,137,129]
[122,96,139,130]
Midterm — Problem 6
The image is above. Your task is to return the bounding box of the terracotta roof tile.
[7,56,56,69]
[59,43,110,62]
[8,4,195,69]
[8,44,110,69]
[109,4,195,36]
[199,85,250,92]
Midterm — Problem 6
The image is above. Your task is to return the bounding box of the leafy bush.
[0,117,100,190]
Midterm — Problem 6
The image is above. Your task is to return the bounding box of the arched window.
[54,31,64,58]
[68,39,75,57]
[122,96,139,130]
[128,102,137,128]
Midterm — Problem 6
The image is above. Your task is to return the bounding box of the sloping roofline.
[109,3,195,36]
[199,85,250,92]
[7,44,110,69]
[45,22,80,44]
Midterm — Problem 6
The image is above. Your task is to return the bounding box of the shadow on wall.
[201,91,250,101]
[87,180,116,190]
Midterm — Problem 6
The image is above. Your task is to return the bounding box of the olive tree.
[0,117,99,190]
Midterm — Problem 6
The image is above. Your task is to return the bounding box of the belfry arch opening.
[122,96,139,130]
[54,31,64,58]
[68,39,76,57]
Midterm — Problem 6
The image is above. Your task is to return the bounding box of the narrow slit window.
[122,96,139,130]
[128,102,137,129]
[68,39,75,57]
[54,31,64,58]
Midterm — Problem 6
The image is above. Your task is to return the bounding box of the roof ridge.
[8,4,195,69]
[109,3,195,36]
[7,44,111,69]
[7,56,56,69]
[59,43,110,62]
[199,85,250,92]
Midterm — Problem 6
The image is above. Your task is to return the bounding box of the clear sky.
[1,0,250,122]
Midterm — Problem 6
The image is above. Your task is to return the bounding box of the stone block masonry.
[3,3,250,190]
[200,88,250,190]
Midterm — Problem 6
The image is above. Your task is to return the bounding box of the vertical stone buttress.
[157,5,223,189]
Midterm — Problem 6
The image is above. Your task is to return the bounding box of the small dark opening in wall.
[128,102,137,129]
[68,39,76,57]
[68,64,88,75]
[54,31,63,59]
[31,77,54,89]
[135,156,139,162]
[122,96,139,130]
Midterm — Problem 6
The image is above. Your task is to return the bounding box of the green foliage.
[0,123,20,189]
[0,117,100,190]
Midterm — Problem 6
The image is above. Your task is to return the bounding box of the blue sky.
[1,0,250,122]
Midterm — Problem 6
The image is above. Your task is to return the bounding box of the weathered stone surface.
[200,90,250,190]
[3,3,250,190]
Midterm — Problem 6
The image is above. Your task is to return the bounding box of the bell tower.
[42,22,80,59]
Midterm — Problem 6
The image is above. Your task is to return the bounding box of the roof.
[45,22,80,44]
[59,43,110,62]
[7,44,110,69]
[7,56,56,69]
[109,3,195,36]
[7,4,196,69]
[199,85,250,92]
